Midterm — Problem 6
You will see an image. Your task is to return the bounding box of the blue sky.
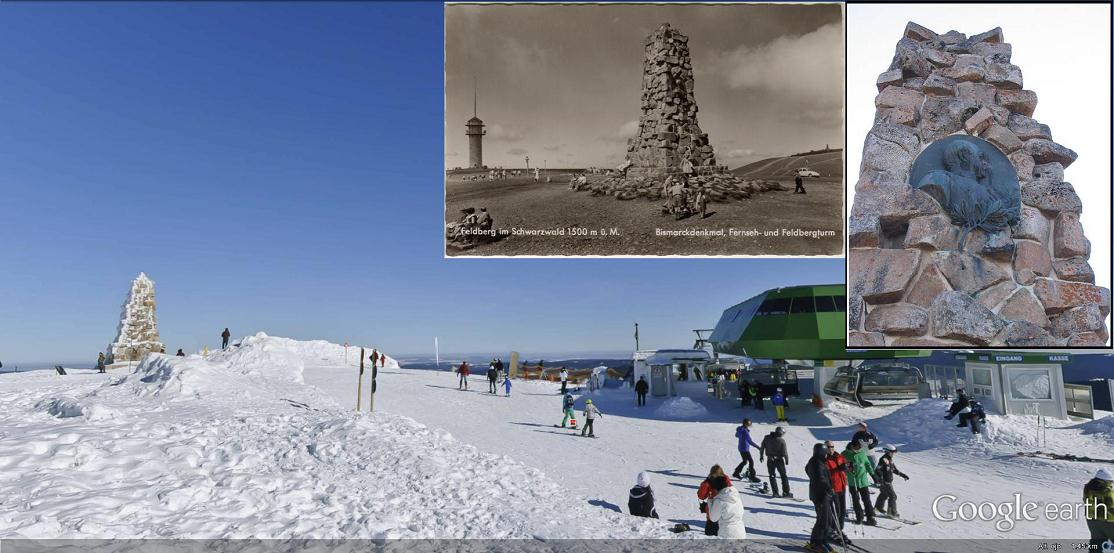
[0,2,844,364]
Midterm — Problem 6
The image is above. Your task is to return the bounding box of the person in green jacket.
[841,440,877,526]
[1084,468,1114,549]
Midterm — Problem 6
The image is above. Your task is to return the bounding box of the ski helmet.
[585,398,593,404]
[776,387,783,392]
[882,444,897,453]
[1097,468,1114,481]
[774,426,785,436]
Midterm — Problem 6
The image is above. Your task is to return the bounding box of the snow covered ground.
[2,335,1110,546]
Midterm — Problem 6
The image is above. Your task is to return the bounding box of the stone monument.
[848,22,1110,347]
[107,272,165,363]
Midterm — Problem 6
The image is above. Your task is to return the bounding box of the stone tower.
[466,88,485,169]
[107,272,165,363]
[848,23,1110,347]
[625,23,716,178]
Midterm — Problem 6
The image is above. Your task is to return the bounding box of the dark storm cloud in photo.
[445,3,844,170]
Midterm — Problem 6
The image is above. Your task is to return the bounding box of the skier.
[559,393,577,428]
[851,422,880,482]
[824,440,849,534]
[842,440,877,526]
[635,376,649,406]
[805,443,841,553]
[457,361,470,390]
[698,465,733,536]
[739,380,752,408]
[628,471,659,519]
[487,363,498,394]
[175,348,185,357]
[1084,468,1114,549]
[760,426,792,498]
[873,444,909,518]
[750,381,764,410]
[581,398,601,437]
[732,418,761,483]
[96,352,106,373]
[706,475,747,539]
[772,387,789,422]
[944,388,970,420]
[221,328,231,350]
[503,374,512,397]
[559,367,569,395]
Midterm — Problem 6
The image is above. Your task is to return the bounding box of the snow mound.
[653,396,710,419]
[35,396,120,422]
[1077,414,1114,441]
[121,354,254,402]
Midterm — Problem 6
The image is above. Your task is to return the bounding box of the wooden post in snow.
[357,347,365,411]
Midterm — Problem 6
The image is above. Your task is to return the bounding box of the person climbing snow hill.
[706,476,747,539]
[733,419,761,483]
[698,465,733,536]
[628,471,659,519]
[581,399,602,437]
[874,444,909,517]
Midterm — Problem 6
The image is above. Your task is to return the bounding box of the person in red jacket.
[824,440,849,535]
[697,464,734,536]
[458,361,470,390]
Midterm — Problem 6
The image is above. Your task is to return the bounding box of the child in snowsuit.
[503,375,512,397]
[628,471,659,518]
[772,388,788,422]
[560,393,576,428]
[873,445,909,517]
[581,399,601,437]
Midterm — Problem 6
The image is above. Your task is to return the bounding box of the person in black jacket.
[221,328,231,350]
[628,471,659,518]
[945,389,970,419]
[760,426,792,498]
[851,422,880,483]
[175,349,186,357]
[487,363,498,394]
[635,376,649,406]
[739,379,752,408]
[873,444,909,517]
[804,443,840,553]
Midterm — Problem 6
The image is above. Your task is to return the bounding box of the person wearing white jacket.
[707,476,748,539]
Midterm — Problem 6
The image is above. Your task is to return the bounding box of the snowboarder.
[794,174,806,194]
[503,375,512,397]
[739,380,752,408]
[851,422,880,482]
[635,376,649,406]
[559,393,577,428]
[842,440,877,526]
[958,400,987,434]
[824,440,849,533]
[175,348,185,357]
[945,389,970,420]
[772,387,789,422]
[628,471,659,519]
[457,361,470,390]
[96,352,106,373]
[559,367,569,395]
[750,381,764,410]
[698,464,733,536]
[581,398,601,437]
[873,444,909,517]
[805,443,841,553]
[706,475,747,539]
[760,426,792,498]
[487,363,498,394]
[221,328,231,350]
[1084,468,1114,549]
[732,418,761,483]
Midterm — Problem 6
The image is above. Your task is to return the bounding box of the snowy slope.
[0,335,680,539]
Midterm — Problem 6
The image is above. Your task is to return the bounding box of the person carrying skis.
[457,361,470,390]
[628,471,659,519]
[581,398,601,437]
[750,381,764,410]
[96,352,106,373]
[221,328,231,350]
[824,440,849,534]
[760,426,792,498]
[945,388,970,420]
[805,443,841,553]
[707,475,747,539]
[559,367,569,395]
[698,465,733,536]
[851,422,880,482]
[732,418,761,483]
[873,444,909,518]
[772,387,789,422]
[559,393,577,428]
[842,440,877,526]
[503,375,512,397]
[635,376,649,406]
[1084,468,1114,549]
[487,363,498,394]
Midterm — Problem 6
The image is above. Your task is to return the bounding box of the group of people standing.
[944,389,987,434]
[485,358,511,396]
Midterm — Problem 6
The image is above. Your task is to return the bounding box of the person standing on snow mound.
[1084,468,1114,549]
[457,361,470,390]
[580,398,602,437]
[628,471,659,519]
[698,465,733,536]
[559,393,576,428]
[760,426,792,498]
[873,444,909,518]
[221,328,231,350]
[842,440,877,526]
[732,418,761,483]
[176,348,185,357]
[706,476,747,539]
[635,376,649,406]
[559,367,569,395]
[805,443,843,553]
[772,387,789,422]
[487,362,498,394]
[503,375,512,397]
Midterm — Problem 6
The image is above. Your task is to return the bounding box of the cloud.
[705,22,843,109]
[507,148,529,156]
[487,124,528,142]
[598,120,640,143]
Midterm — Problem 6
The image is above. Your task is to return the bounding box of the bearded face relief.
[909,135,1021,251]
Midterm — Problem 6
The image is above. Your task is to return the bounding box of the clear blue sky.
[0,2,844,364]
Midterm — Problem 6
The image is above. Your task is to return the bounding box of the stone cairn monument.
[572,23,784,201]
[106,272,165,363]
[848,23,1110,347]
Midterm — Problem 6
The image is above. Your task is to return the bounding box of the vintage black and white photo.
[445,2,845,257]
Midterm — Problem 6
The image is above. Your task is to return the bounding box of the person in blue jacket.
[732,418,761,482]
[503,375,512,397]
[772,388,789,422]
